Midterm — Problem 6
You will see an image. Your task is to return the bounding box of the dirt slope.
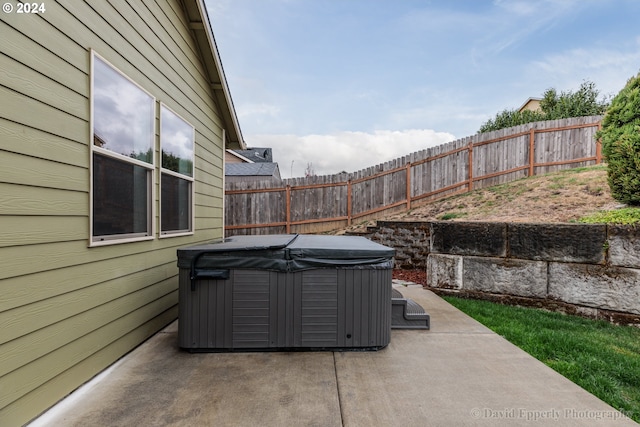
[342,165,620,233]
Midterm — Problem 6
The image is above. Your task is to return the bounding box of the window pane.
[161,174,191,233]
[93,154,150,237]
[93,57,154,164]
[161,107,194,177]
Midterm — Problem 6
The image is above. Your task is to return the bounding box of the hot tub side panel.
[179,267,392,351]
[179,268,234,349]
[336,268,391,348]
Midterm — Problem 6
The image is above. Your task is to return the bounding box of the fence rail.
[225,116,602,235]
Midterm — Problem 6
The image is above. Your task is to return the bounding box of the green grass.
[567,164,608,173]
[579,207,640,225]
[443,296,640,422]
[438,212,467,220]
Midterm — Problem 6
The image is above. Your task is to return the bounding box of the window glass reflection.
[93,57,154,164]
[161,106,194,177]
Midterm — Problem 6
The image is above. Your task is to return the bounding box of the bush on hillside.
[479,81,609,133]
[596,72,640,205]
[478,109,545,133]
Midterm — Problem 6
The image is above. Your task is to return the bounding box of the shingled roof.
[229,148,273,163]
[225,162,281,178]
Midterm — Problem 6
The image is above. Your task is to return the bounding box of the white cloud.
[530,45,640,96]
[244,129,455,178]
[479,0,580,57]
[237,103,281,119]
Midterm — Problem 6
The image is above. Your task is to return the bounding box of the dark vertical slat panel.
[197,278,208,347]
[269,271,279,348]
[337,269,347,347]
[179,265,396,350]
[352,271,362,347]
[300,270,338,347]
[177,269,192,348]
[360,271,370,346]
[213,277,224,348]
[293,272,302,347]
[232,271,270,348]
[369,270,379,346]
[284,272,295,347]
[223,276,233,348]
[345,270,354,348]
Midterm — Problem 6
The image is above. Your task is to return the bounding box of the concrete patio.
[31,285,636,426]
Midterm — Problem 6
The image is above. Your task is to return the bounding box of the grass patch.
[443,296,640,422]
[438,212,466,220]
[565,164,608,174]
[579,207,640,225]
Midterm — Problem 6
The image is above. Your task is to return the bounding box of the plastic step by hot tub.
[392,288,430,330]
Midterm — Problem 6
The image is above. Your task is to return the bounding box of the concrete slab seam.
[333,352,345,427]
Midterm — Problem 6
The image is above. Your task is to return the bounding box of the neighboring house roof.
[226,149,254,163]
[226,163,280,177]
[183,0,246,149]
[230,148,274,163]
[518,97,542,113]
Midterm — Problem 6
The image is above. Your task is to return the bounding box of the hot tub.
[177,234,394,352]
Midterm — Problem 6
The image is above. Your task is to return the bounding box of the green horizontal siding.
[0,150,87,191]
[0,287,178,406]
[0,238,199,282]
[0,118,87,167]
[1,288,177,379]
[0,0,229,424]
[0,19,87,90]
[0,52,87,119]
[0,85,89,143]
[0,245,183,312]
[0,216,87,247]
[1,306,178,427]
[0,183,86,216]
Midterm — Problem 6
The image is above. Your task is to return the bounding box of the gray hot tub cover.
[178,234,395,273]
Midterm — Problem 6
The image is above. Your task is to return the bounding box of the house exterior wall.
[0,1,227,425]
[225,150,249,163]
[518,98,542,112]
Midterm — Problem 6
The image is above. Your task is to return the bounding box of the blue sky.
[206,0,640,178]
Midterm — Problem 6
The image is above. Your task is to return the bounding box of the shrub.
[478,109,545,133]
[578,207,640,224]
[596,72,640,205]
[479,81,609,133]
[540,81,609,119]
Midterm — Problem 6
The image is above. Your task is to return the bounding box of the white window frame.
[89,51,156,247]
[159,103,195,238]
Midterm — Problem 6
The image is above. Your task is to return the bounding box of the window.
[91,53,155,244]
[160,105,194,235]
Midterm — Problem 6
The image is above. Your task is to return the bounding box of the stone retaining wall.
[356,221,431,269]
[427,221,640,323]
[351,220,640,323]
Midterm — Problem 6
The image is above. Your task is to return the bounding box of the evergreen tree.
[595,72,640,205]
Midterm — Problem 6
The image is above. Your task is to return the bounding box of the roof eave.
[226,149,254,163]
[182,0,246,150]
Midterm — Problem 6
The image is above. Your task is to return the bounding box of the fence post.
[467,141,473,191]
[347,179,352,226]
[529,127,535,176]
[596,121,602,164]
[285,185,291,234]
[406,163,412,210]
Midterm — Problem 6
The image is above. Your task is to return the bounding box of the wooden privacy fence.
[225,116,603,235]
